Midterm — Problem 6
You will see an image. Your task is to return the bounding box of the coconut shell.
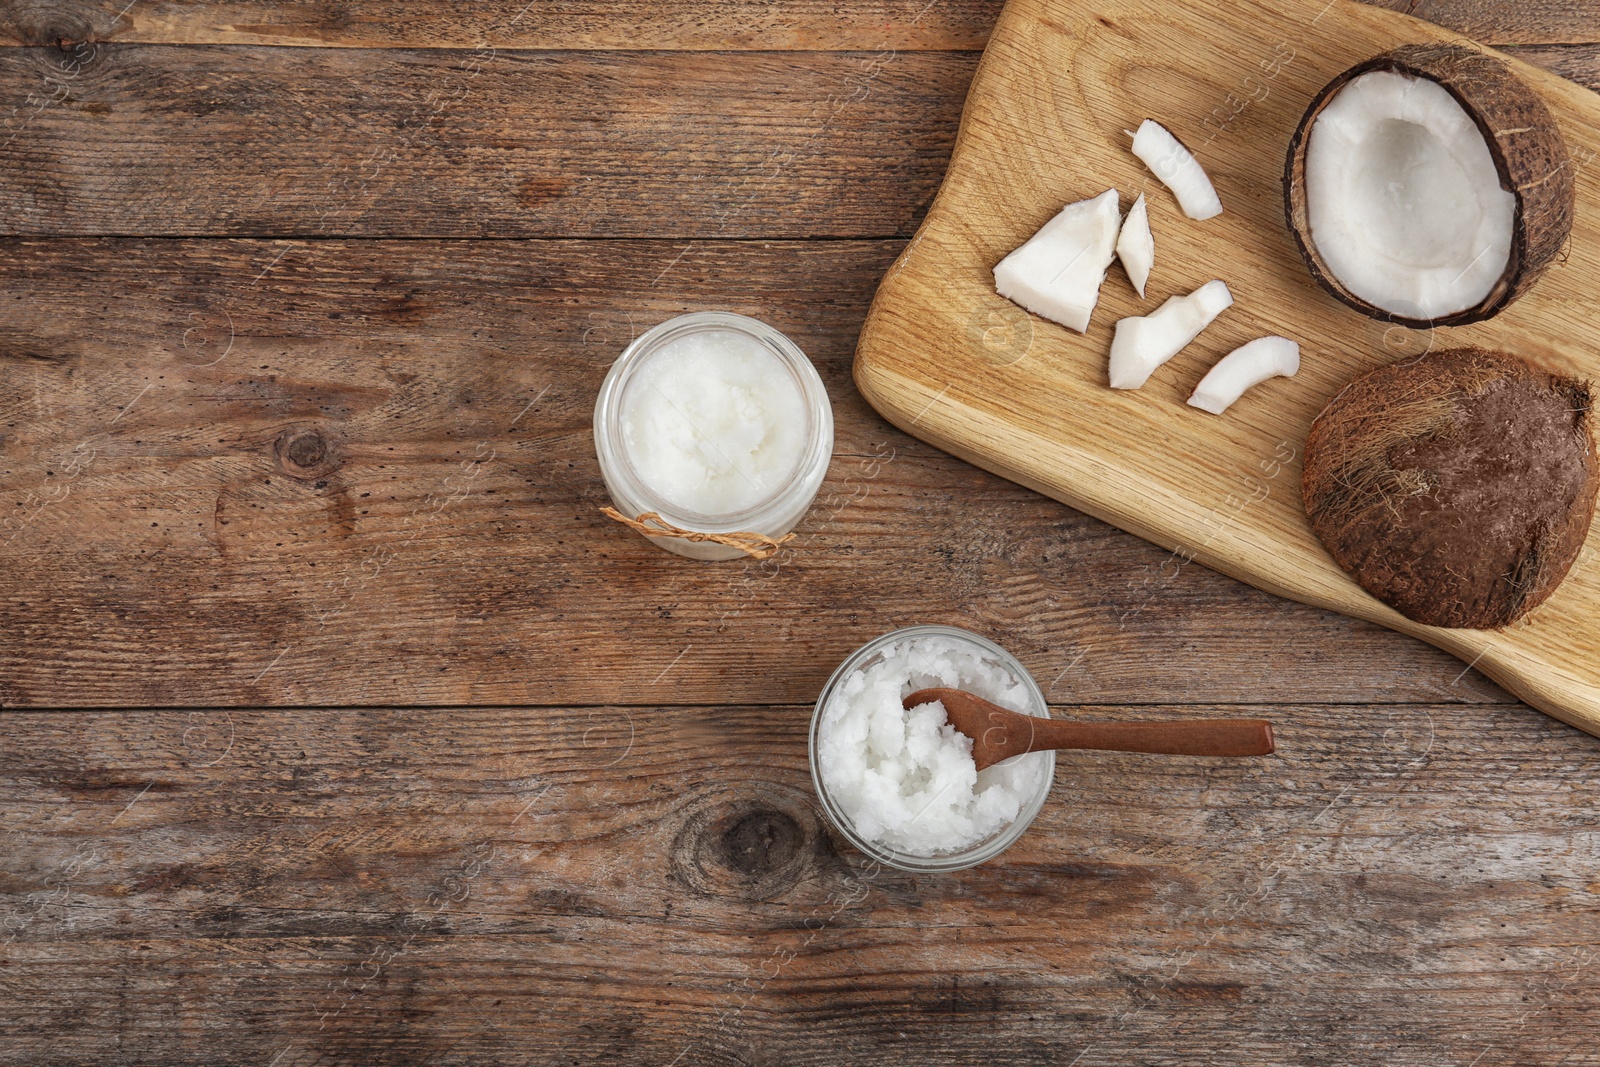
[1302,348,1597,629]
[1285,44,1575,328]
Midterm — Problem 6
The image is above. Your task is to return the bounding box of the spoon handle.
[1025,717,1275,757]
[902,689,1276,764]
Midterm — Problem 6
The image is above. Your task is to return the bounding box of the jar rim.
[809,625,1056,874]
[594,311,833,533]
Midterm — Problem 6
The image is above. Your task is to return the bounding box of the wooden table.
[2,1,1597,1062]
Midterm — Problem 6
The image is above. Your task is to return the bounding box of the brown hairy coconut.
[1285,44,1574,328]
[1303,348,1597,629]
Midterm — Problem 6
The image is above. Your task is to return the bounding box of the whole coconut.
[1303,348,1597,629]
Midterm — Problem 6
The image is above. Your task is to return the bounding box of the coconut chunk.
[1188,336,1301,414]
[993,189,1121,333]
[1131,120,1223,221]
[1115,193,1154,298]
[1108,280,1233,390]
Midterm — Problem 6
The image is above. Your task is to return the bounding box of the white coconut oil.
[594,311,834,560]
[814,630,1053,859]
[619,328,808,516]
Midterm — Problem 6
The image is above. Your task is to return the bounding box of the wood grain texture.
[0,45,967,239]
[1,0,1595,49]
[0,237,1511,708]
[853,0,1600,736]
[1369,0,1600,44]
[0,0,1005,50]
[2,1,1597,1063]
[1505,42,1600,90]
[1,36,1594,242]
[2,702,1597,1065]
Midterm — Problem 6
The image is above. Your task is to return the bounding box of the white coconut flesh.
[1305,70,1516,321]
[1116,193,1154,298]
[1108,279,1233,390]
[1188,335,1301,415]
[993,189,1121,333]
[1131,120,1223,221]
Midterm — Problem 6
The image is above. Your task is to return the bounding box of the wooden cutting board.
[854,0,1600,736]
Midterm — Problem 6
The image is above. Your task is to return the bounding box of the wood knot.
[274,426,341,480]
[284,433,325,468]
[10,1,97,48]
[717,810,804,878]
[50,36,99,70]
[670,790,821,902]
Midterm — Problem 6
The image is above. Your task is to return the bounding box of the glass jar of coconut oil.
[593,311,834,560]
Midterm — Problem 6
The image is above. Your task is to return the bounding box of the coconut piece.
[1108,280,1233,390]
[1285,44,1574,327]
[1188,336,1301,414]
[1130,120,1223,221]
[1115,193,1154,298]
[993,189,1121,333]
[1303,348,1597,629]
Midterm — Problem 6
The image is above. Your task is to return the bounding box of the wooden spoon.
[902,688,1275,771]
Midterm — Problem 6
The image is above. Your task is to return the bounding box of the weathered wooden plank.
[4,39,1595,242]
[1368,0,1600,44]
[1,702,1596,1064]
[1504,42,1600,91]
[0,0,1004,51]
[0,45,968,239]
[0,237,1513,708]
[1,0,1595,50]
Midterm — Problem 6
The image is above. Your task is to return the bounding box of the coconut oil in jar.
[594,312,834,560]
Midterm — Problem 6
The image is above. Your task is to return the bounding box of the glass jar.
[593,311,834,560]
[809,625,1056,873]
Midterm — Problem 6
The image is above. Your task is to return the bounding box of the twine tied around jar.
[600,507,795,560]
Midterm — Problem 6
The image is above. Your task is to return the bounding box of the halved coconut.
[1285,44,1574,328]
